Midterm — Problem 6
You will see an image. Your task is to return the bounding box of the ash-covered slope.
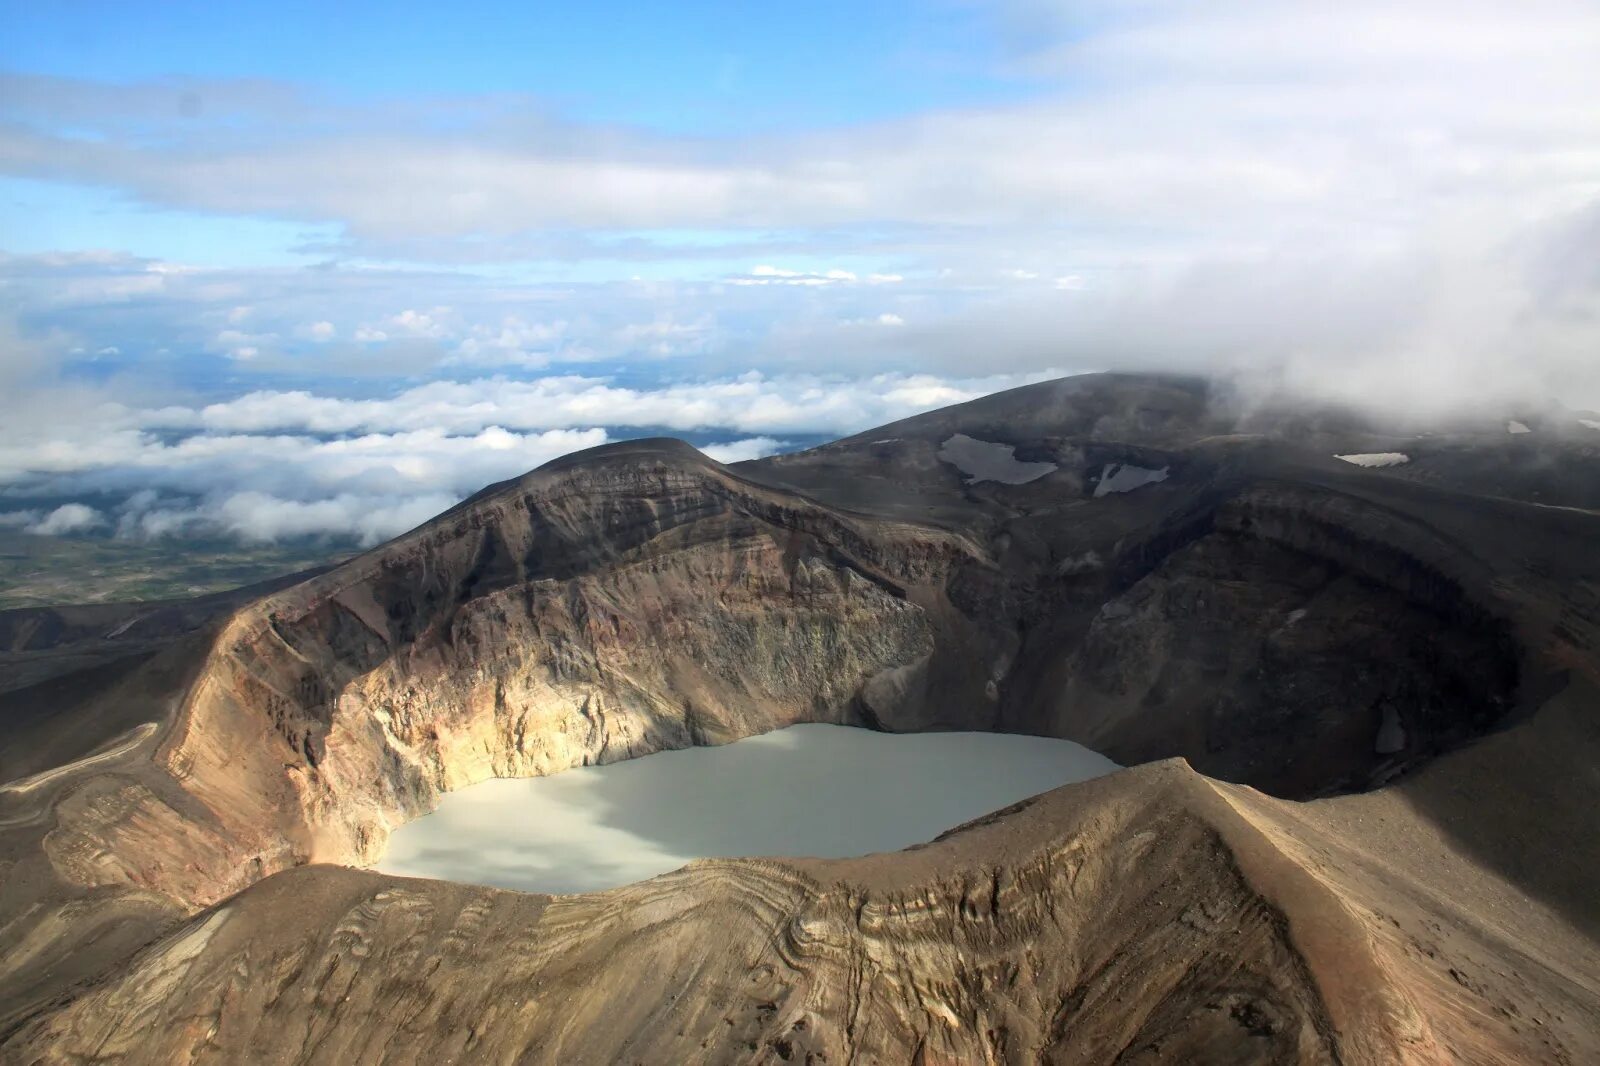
[2,373,1598,1064]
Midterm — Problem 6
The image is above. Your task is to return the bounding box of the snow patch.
[1092,463,1169,498]
[1579,419,1600,431]
[1507,420,1532,434]
[1335,452,1410,468]
[104,614,148,640]
[938,434,1057,485]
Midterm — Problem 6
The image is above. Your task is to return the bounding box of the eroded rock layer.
[9,765,1354,1064]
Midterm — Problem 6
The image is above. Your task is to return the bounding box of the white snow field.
[1335,453,1411,468]
[937,434,1058,484]
[1092,462,1170,497]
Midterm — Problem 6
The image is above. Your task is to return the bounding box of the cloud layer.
[6,3,1596,252]
[3,0,1599,547]
[0,371,1056,544]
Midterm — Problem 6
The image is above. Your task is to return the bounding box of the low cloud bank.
[0,372,1052,546]
[112,490,461,547]
[0,503,107,536]
[26,503,105,535]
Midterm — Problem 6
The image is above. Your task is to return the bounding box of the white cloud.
[4,24,1596,409]
[446,316,573,368]
[613,315,713,357]
[0,371,1060,544]
[8,4,1595,250]
[107,489,460,546]
[215,492,457,545]
[212,327,275,361]
[162,371,1058,438]
[307,321,335,341]
[24,503,105,535]
[2,424,611,545]
[699,437,787,464]
[876,313,905,326]
[729,266,868,287]
[389,308,449,338]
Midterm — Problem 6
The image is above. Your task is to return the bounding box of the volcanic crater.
[1,373,1597,1065]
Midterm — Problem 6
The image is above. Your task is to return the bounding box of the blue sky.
[0,0,1030,273]
[4,1,1024,130]
[2,0,1598,544]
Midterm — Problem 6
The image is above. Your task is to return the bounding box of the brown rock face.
[45,441,973,910]
[7,767,1350,1065]
[1046,487,1518,797]
[2,374,1597,1064]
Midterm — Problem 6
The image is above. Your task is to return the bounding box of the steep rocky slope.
[1,373,1597,1063]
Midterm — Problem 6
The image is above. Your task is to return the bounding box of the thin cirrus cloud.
[0,1,1592,258]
